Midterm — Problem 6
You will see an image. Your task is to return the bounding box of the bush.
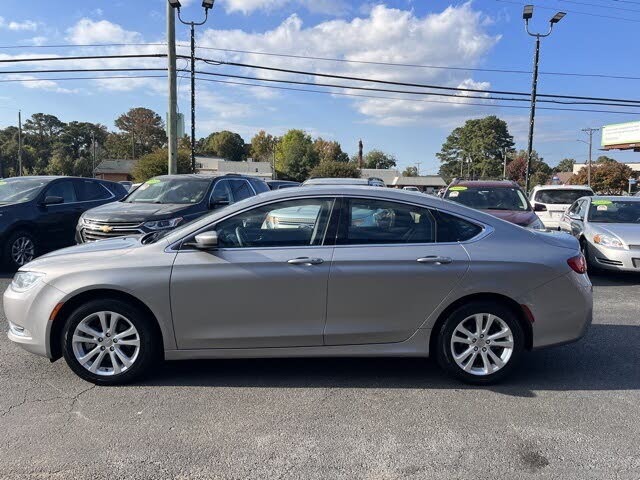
[309,161,361,179]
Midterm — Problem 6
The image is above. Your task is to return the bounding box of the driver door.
[171,197,338,349]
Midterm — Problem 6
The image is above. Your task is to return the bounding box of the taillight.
[567,254,587,274]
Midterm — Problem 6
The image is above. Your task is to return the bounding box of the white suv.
[529,185,593,229]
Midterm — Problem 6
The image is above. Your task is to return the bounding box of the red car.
[443,179,544,229]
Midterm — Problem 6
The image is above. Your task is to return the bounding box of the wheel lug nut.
[106,333,111,337]
[113,339,118,343]
[472,338,477,343]
[482,347,487,352]
[110,347,114,351]
[474,347,478,351]
[480,334,484,338]
[486,340,490,344]
[98,338,103,342]
[100,346,105,351]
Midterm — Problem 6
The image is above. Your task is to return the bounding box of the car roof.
[588,195,640,202]
[303,178,370,185]
[532,184,592,191]
[449,180,519,188]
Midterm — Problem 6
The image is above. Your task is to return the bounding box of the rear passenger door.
[324,198,472,346]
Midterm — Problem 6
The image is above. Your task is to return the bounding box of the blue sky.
[1,0,639,173]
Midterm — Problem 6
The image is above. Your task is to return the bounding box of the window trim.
[173,195,341,252]
[39,179,116,206]
[333,196,488,248]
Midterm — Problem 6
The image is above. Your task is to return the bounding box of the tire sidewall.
[436,301,525,385]
[3,230,37,271]
[61,299,158,385]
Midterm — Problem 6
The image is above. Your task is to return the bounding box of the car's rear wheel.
[3,230,37,271]
[580,238,600,274]
[436,301,524,385]
[61,299,159,385]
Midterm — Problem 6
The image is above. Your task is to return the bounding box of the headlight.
[143,217,183,230]
[527,217,545,230]
[593,234,624,249]
[11,271,45,292]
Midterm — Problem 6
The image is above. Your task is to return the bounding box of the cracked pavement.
[1,273,640,479]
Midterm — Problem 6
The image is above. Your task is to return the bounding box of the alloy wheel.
[11,236,35,266]
[450,313,514,376]
[71,311,141,376]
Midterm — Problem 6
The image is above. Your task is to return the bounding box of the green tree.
[553,158,575,173]
[56,122,108,159]
[204,130,246,161]
[570,161,635,194]
[360,149,397,169]
[132,148,192,182]
[437,115,514,182]
[309,161,360,178]
[250,130,277,162]
[402,166,418,177]
[595,155,617,164]
[505,150,552,188]
[275,129,319,181]
[104,132,134,159]
[313,138,349,163]
[44,152,75,176]
[114,107,166,159]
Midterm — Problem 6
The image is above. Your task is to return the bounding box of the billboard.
[601,121,640,147]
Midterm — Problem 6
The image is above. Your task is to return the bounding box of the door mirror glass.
[209,196,230,209]
[42,195,64,205]
[533,203,547,212]
[194,231,218,249]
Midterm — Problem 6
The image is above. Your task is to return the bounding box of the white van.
[529,185,594,229]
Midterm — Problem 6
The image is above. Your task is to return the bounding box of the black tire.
[61,299,159,385]
[2,230,37,271]
[436,301,524,385]
[580,238,600,275]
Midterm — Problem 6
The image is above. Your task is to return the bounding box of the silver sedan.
[5,186,592,385]
[559,195,640,272]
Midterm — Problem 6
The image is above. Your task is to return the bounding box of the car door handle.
[287,257,324,265]
[416,256,453,265]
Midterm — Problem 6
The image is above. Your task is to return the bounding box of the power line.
[0,75,168,83]
[191,75,640,115]
[557,0,640,13]
[0,54,165,64]
[493,0,640,22]
[0,68,168,74]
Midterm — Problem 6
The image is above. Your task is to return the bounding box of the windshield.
[124,178,210,204]
[534,189,592,205]
[445,186,530,211]
[0,178,49,204]
[588,200,640,224]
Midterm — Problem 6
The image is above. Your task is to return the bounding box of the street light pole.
[17,110,22,176]
[167,2,178,175]
[523,6,566,193]
[581,127,599,188]
[169,0,213,174]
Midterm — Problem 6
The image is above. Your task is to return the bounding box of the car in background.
[6,185,591,386]
[0,176,127,269]
[302,177,386,187]
[443,179,544,229]
[266,180,300,190]
[77,174,269,243]
[403,186,420,192]
[118,181,134,192]
[529,185,593,230]
[559,195,640,272]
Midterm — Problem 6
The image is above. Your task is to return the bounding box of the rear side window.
[229,179,254,202]
[534,189,592,205]
[249,178,270,194]
[76,180,112,201]
[211,180,232,203]
[434,211,483,242]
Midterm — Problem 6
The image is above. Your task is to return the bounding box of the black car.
[266,180,300,190]
[77,174,269,242]
[0,176,128,269]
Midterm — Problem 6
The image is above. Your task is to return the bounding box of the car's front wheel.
[3,230,37,270]
[436,301,524,385]
[61,299,159,385]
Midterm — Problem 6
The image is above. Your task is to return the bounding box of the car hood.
[479,209,537,226]
[591,223,640,245]
[23,237,142,271]
[83,201,196,222]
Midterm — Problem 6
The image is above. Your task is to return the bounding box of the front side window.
[45,180,76,203]
[125,178,210,204]
[76,180,111,201]
[341,199,436,245]
[446,187,529,211]
[213,198,335,248]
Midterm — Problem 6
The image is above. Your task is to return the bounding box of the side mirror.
[533,203,547,212]
[209,196,230,209]
[193,231,218,249]
[42,195,64,205]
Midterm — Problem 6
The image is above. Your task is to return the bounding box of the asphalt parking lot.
[0,273,639,479]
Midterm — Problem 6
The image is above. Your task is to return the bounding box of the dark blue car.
[0,176,128,269]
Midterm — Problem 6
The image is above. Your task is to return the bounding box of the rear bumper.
[518,271,593,349]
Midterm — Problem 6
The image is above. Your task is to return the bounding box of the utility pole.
[414,162,422,176]
[503,148,509,179]
[460,156,464,177]
[581,127,599,188]
[523,5,566,193]
[17,110,23,176]
[91,132,97,178]
[358,139,363,168]
[167,1,178,175]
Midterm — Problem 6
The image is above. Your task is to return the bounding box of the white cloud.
[66,18,142,44]
[198,3,500,125]
[221,0,349,15]
[5,74,77,94]
[0,17,40,31]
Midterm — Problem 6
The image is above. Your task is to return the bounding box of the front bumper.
[587,242,640,272]
[4,279,67,358]
[519,270,593,349]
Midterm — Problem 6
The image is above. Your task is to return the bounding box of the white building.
[195,156,273,180]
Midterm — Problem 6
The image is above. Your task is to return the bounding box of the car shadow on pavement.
[589,271,640,286]
[138,324,640,396]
